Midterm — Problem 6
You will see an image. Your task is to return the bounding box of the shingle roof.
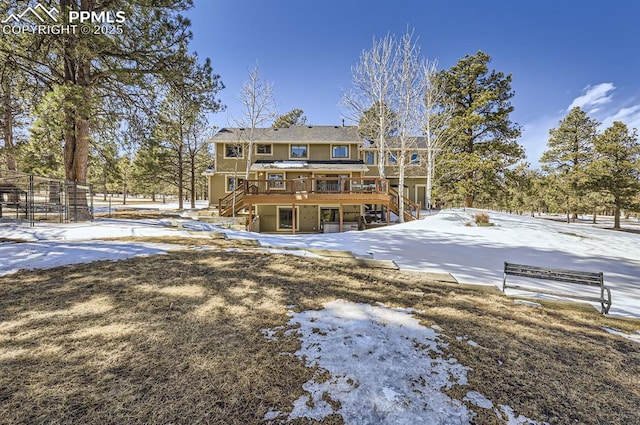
[211,125,361,143]
[211,125,428,148]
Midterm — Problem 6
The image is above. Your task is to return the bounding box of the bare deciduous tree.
[342,33,397,178]
[391,30,426,221]
[231,64,277,179]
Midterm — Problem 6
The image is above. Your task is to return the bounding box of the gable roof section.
[211,125,361,143]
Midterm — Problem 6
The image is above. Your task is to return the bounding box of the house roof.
[211,125,429,149]
[249,160,369,173]
[211,125,361,143]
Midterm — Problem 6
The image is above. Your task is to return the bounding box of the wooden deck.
[218,177,419,232]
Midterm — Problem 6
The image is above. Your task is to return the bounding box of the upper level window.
[364,151,376,165]
[256,143,272,155]
[224,144,243,158]
[410,152,420,164]
[332,145,349,159]
[388,151,398,165]
[290,144,308,159]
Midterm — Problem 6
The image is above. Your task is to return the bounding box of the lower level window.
[277,206,299,231]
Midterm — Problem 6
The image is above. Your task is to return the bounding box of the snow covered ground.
[221,209,640,318]
[1,208,639,317]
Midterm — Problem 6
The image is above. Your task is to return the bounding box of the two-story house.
[206,125,425,233]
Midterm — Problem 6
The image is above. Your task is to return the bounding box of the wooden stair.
[218,186,246,217]
[389,187,420,221]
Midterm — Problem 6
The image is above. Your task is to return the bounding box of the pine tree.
[273,109,307,128]
[588,121,640,229]
[540,107,598,222]
[438,51,523,207]
[1,1,223,218]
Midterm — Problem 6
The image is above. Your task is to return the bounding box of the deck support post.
[387,203,391,224]
[248,204,253,232]
[292,203,296,235]
[339,203,344,233]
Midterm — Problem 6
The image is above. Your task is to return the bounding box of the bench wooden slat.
[503,262,612,314]
[504,271,602,287]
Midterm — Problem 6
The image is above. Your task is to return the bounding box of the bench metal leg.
[601,287,612,314]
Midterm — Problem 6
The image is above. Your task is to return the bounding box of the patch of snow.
[464,391,493,409]
[269,300,473,424]
[263,408,285,420]
[265,300,539,424]
[498,404,549,425]
[603,327,640,344]
[267,161,307,169]
[514,299,543,308]
[0,240,180,277]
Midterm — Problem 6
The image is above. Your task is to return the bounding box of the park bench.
[502,262,612,314]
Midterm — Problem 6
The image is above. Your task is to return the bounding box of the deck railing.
[243,177,389,196]
[389,186,420,221]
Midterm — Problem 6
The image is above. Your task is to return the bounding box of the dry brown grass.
[93,210,170,220]
[1,238,639,424]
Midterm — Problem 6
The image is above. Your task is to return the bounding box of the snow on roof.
[267,161,307,169]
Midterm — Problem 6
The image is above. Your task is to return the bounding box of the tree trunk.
[426,147,433,210]
[61,36,93,220]
[465,195,474,208]
[398,157,405,223]
[2,77,16,172]
[63,87,92,221]
[122,166,127,205]
[614,204,621,230]
[190,155,196,209]
[177,142,184,210]
[102,168,108,201]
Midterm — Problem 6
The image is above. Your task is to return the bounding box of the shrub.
[474,212,490,224]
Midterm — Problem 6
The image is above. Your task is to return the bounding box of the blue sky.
[185,1,640,166]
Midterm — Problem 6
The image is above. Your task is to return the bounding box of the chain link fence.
[0,169,93,226]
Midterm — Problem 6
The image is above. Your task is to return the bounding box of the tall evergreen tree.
[588,121,640,229]
[438,51,523,207]
[1,1,223,217]
[540,106,598,222]
[273,109,307,128]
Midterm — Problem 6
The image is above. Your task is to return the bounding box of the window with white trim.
[290,144,308,159]
[277,206,299,231]
[226,176,244,192]
[256,143,272,155]
[331,145,349,159]
[363,151,376,165]
[267,173,285,190]
[224,144,243,158]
